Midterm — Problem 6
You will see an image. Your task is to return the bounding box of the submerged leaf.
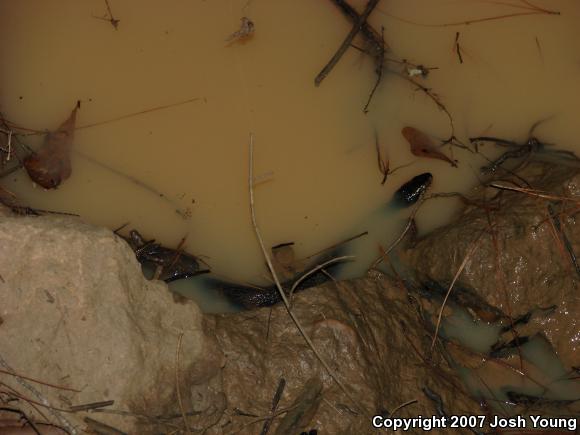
[402,126,457,168]
[271,242,297,281]
[225,17,255,45]
[23,102,79,189]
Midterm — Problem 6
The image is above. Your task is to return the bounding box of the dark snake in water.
[122,173,432,310]
[192,172,433,309]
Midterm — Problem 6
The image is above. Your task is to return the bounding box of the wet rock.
[0,209,224,434]
[402,162,580,368]
[209,277,482,434]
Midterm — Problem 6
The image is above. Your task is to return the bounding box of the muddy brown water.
[1,0,580,311]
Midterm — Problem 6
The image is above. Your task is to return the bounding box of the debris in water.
[401,126,458,167]
[406,64,430,77]
[273,377,323,435]
[535,35,544,62]
[377,0,560,27]
[226,17,255,44]
[122,229,208,282]
[23,101,79,189]
[454,32,464,64]
[547,203,580,280]
[76,150,185,214]
[316,0,386,112]
[271,242,298,281]
[375,131,390,184]
[259,377,286,435]
[397,76,464,149]
[363,24,386,113]
[314,0,380,87]
[93,0,120,30]
[175,206,192,220]
[0,127,13,163]
[470,131,580,175]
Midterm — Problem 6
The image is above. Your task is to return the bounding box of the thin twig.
[0,354,76,433]
[430,230,485,351]
[228,406,297,435]
[315,0,380,87]
[84,417,126,435]
[390,399,418,417]
[378,1,559,27]
[77,97,203,131]
[454,32,464,64]
[70,400,115,412]
[104,0,120,29]
[259,378,286,435]
[363,25,385,113]
[175,332,191,434]
[288,256,353,306]
[395,72,464,149]
[486,210,524,370]
[0,368,80,392]
[92,0,120,29]
[489,183,580,203]
[248,133,367,417]
[0,383,73,413]
[330,0,385,55]
[548,203,580,279]
[0,407,44,435]
[368,194,426,271]
[376,132,388,185]
[10,97,203,136]
[302,231,368,260]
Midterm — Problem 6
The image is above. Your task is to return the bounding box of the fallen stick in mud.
[247,133,368,417]
[259,378,286,435]
[272,377,322,435]
[489,182,580,203]
[174,331,192,435]
[547,203,580,280]
[0,353,76,434]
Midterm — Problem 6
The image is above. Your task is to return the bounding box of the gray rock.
[0,210,223,434]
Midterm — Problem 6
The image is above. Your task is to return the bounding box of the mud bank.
[1,162,579,434]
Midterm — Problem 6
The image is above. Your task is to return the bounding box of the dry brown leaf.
[23,102,79,189]
[402,126,457,167]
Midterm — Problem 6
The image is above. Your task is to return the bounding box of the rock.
[209,277,482,434]
[0,209,224,434]
[401,162,580,368]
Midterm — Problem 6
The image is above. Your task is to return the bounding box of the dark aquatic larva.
[391,172,433,208]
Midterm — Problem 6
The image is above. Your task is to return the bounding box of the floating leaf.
[402,126,457,168]
[271,242,297,281]
[23,102,79,189]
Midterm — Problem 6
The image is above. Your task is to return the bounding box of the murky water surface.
[1,0,580,311]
